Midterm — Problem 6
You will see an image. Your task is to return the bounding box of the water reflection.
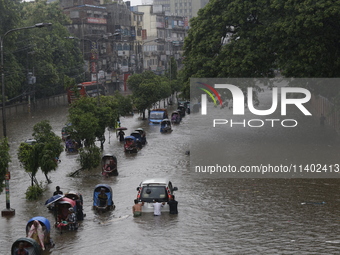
[1,101,340,254]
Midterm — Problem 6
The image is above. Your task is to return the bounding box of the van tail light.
[167,188,171,199]
[137,187,142,199]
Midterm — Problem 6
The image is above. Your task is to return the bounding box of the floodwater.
[1,96,340,255]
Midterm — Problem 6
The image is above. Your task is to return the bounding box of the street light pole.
[1,23,52,217]
[1,23,52,138]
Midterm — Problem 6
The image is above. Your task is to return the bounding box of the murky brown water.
[1,98,340,254]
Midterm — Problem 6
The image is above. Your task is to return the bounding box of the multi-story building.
[58,0,187,92]
[60,0,136,92]
[131,10,145,73]
[132,5,163,74]
[132,4,188,74]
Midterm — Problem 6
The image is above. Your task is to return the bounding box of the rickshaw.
[11,237,42,255]
[93,184,115,212]
[178,105,186,118]
[26,216,54,251]
[130,131,143,148]
[171,111,181,124]
[65,136,81,153]
[61,123,72,141]
[54,197,79,230]
[160,119,172,133]
[65,191,85,221]
[135,128,147,145]
[101,154,118,176]
[124,136,138,153]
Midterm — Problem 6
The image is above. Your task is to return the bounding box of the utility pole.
[1,22,52,217]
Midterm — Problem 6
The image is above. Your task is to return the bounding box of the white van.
[136,178,178,213]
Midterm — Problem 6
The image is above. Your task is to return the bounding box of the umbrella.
[45,194,64,207]
[116,127,127,131]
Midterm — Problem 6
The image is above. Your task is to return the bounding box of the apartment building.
[58,0,188,92]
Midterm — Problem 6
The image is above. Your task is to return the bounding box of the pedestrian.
[67,208,77,230]
[75,193,84,221]
[98,188,108,208]
[152,199,165,216]
[320,113,326,125]
[117,130,125,142]
[132,199,144,217]
[53,186,63,196]
[27,220,45,250]
[168,195,178,214]
[14,242,29,255]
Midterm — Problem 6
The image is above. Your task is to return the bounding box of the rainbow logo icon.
[197,82,223,106]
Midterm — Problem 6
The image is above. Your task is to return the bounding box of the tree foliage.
[77,145,101,171]
[68,97,103,147]
[67,94,132,169]
[0,138,11,193]
[181,0,340,97]
[0,0,84,104]
[68,94,133,146]
[18,120,63,186]
[128,71,172,118]
[18,142,40,186]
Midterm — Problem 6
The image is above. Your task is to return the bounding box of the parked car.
[136,178,178,213]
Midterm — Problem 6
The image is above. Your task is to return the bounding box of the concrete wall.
[0,94,69,117]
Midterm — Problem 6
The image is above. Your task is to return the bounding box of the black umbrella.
[45,194,64,207]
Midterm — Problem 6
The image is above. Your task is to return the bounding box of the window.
[140,186,168,202]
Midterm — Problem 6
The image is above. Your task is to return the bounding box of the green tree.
[166,56,178,81]
[2,0,84,101]
[100,92,133,128]
[128,71,170,119]
[77,145,101,171]
[0,138,11,193]
[181,0,340,96]
[18,142,40,187]
[68,97,110,148]
[32,120,63,183]
[18,120,63,186]
[67,94,132,173]
[0,0,26,104]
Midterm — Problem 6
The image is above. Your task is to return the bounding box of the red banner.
[124,73,131,92]
[91,62,96,73]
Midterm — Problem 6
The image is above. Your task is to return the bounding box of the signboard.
[87,17,107,24]
[5,172,10,180]
[91,73,97,81]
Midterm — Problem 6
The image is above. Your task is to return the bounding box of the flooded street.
[1,96,340,254]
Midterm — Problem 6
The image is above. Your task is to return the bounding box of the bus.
[149,108,168,124]
[67,81,106,104]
